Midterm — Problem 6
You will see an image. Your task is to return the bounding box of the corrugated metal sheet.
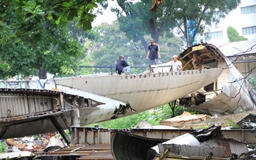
[71,127,256,145]
[218,39,256,57]
[151,126,248,158]
[0,88,75,138]
[0,91,57,118]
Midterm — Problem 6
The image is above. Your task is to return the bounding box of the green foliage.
[75,55,95,75]
[88,22,183,74]
[113,0,240,47]
[0,142,6,153]
[227,26,248,42]
[247,75,256,90]
[55,129,71,140]
[99,111,152,129]
[0,0,107,78]
[0,63,10,79]
[151,105,174,122]
[65,129,71,139]
[0,0,102,33]
[0,21,83,78]
[97,103,201,129]
[33,135,39,139]
[0,2,93,78]
[150,103,185,123]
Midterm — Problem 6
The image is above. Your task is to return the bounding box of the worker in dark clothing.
[146,39,160,72]
[116,55,130,75]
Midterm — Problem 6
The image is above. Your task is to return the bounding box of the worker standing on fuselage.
[169,55,182,72]
[146,39,160,73]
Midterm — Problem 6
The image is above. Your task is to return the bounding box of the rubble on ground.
[0,132,65,156]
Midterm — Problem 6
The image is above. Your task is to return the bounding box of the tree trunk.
[140,37,148,54]
[149,18,160,43]
[39,68,47,79]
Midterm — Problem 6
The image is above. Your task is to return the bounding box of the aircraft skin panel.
[1,43,255,139]
[55,69,223,114]
[31,69,223,126]
[179,43,256,115]
[203,72,256,115]
[191,90,250,115]
[0,91,57,118]
[0,110,72,139]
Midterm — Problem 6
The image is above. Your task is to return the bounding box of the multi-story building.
[205,0,256,46]
[200,0,256,79]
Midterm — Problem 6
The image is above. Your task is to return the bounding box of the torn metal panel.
[0,79,130,138]
[190,92,237,114]
[0,53,223,139]
[1,42,255,142]
[237,114,256,129]
[0,113,71,138]
[159,144,228,158]
[152,126,248,159]
[158,137,248,159]
[36,127,256,160]
[0,92,56,118]
[55,68,223,114]
[111,127,256,160]
[178,43,256,116]
[0,89,63,122]
[45,68,223,128]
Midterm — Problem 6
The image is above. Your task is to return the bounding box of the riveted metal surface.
[55,68,223,113]
[71,127,256,145]
[0,91,57,118]
[73,127,113,145]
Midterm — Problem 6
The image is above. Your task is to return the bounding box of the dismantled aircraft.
[0,43,255,138]
[0,43,256,159]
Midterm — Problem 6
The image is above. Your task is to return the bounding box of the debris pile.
[159,111,211,128]
[0,132,65,159]
[149,125,256,159]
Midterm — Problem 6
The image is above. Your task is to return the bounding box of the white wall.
[203,0,256,46]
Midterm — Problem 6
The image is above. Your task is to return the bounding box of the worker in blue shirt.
[146,39,160,72]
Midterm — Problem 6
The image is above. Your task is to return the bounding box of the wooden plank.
[77,152,113,160]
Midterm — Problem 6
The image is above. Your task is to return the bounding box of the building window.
[242,26,256,35]
[241,5,256,14]
[208,31,223,39]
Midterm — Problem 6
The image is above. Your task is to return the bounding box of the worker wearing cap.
[146,39,160,72]
[169,55,182,72]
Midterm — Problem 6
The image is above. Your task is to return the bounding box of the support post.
[49,116,71,145]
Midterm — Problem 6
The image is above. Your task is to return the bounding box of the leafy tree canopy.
[112,0,240,49]
[0,0,105,78]
[0,0,106,33]
[0,17,83,79]
[86,22,183,74]
[227,26,248,42]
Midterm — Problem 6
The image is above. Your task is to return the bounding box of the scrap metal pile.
[0,132,65,159]
[151,125,256,160]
